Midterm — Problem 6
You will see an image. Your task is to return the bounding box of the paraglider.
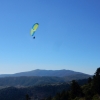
[30,23,39,39]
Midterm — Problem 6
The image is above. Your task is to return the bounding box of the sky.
[0,0,100,75]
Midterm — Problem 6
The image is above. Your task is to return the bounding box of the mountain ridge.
[0,69,91,77]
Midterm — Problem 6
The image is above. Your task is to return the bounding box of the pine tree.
[26,94,31,100]
[70,80,83,99]
[93,67,100,94]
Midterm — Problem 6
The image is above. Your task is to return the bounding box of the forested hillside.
[0,68,99,100]
[48,67,100,100]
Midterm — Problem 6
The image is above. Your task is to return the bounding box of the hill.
[0,83,71,100]
[0,69,91,87]
[0,78,90,100]
[0,75,91,87]
[0,69,91,77]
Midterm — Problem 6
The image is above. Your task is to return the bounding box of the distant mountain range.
[0,69,92,87]
[0,69,91,77]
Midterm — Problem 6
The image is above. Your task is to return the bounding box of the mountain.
[0,69,91,86]
[0,69,91,77]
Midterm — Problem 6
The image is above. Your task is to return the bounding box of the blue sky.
[0,0,100,75]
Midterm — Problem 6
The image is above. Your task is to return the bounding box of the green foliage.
[51,67,100,100]
[25,94,31,100]
[52,90,69,100]
[0,84,70,100]
[45,96,52,100]
[92,68,100,94]
[88,77,92,83]
[92,94,100,100]
[70,80,83,99]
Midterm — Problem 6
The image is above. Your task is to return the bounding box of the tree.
[88,77,92,83]
[26,94,31,100]
[95,67,100,76]
[70,80,83,99]
[92,67,100,94]
[45,96,52,100]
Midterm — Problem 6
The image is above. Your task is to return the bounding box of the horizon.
[0,69,93,75]
[0,0,100,75]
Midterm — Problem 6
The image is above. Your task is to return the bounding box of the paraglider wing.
[30,23,39,37]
